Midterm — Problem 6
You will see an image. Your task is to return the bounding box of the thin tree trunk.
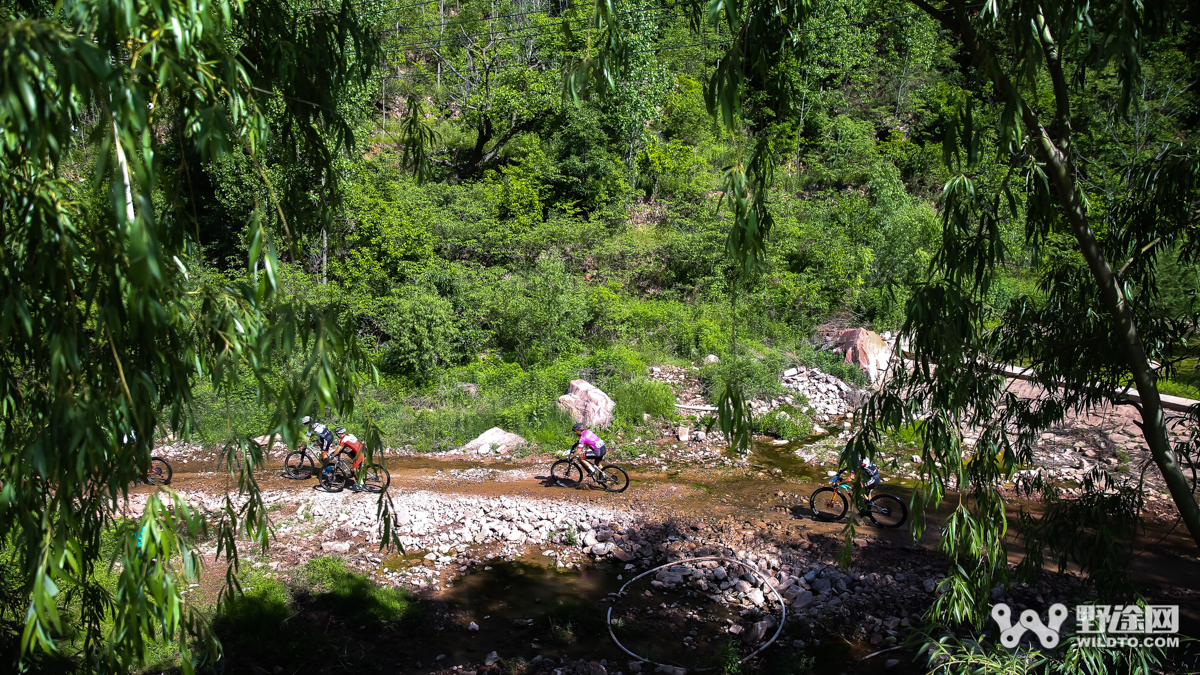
[112,113,135,223]
[438,0,445,88]
[321,227,328,285]
[910,0,1200,550]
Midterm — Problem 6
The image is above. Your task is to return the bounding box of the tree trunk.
[909,0,1200,551]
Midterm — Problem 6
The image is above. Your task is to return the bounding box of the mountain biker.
[333,426,365,468]
[838,456,882,496]
[333,426,373,492]
[302,416,335,462]
[570,422,607,473]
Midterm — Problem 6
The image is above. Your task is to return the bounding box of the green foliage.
[611,379,676,426]
[842,0,1200,639]
[0,1,391,670]
[662,76,716,148]
[378,292,457,379]
[491,255,589,367]
[752,405,813,441]
[717,637,742,675]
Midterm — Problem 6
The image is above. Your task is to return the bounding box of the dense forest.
[2,0,1200,673]
[178,0,1199,449]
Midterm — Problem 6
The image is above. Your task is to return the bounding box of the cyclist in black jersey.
[301,416,335,461]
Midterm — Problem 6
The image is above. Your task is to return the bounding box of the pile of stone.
[648,364,707,408]
[779,366,855,424]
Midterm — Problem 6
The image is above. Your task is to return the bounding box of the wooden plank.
[900,351,1198,413]
[675,403,718,412]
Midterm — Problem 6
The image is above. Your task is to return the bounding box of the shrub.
[752,404,813,440]
[378,292,457,379]
[701,352,786,402]
[612,379,676,425]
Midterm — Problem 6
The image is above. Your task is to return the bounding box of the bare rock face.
[460,427,527,455]
[557,379,616,428]
[838,328,891,383]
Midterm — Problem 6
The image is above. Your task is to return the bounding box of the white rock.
[677,427,690,442]
[321,541,351,553]
[704,354,720,365]
[461,427,527,455]
[468,622,479,631]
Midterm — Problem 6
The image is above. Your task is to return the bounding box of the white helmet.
[301,416,312,425]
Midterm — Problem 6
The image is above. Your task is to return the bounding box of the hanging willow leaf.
[0,0,383,671]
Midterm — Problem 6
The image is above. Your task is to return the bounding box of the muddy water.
[742,438,828,482]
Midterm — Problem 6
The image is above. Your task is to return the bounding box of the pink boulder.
[557,379,616,428]
[838,328,891,383]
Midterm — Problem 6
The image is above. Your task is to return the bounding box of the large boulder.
[557,379,616,428]
[460,427,527,455]
[838,328,891,383]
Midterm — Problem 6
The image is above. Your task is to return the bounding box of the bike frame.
[828,475,876,511]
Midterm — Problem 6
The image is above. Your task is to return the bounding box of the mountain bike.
[318,450,390,494]
[550,454,629,493]
[809,474,907,528]
[143,457,172,485]
[283,439,323,480]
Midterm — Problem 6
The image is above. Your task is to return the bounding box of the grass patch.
[611,378,677,426]
[539,602,605,645]
[300,557,418,629]
[1159,378,1200,400]
[215,570,313,661]
[751,404,813,440]
[213,558,421,674]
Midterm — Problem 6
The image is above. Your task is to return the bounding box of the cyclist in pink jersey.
[570,422,607,472]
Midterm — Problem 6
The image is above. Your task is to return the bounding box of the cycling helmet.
[572,422,584,432]
[334,426,347,436]
[301,416,312,425]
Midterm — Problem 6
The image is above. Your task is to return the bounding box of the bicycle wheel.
[598,465,629,493]
[810,487,847,521]
[146,458,172,485]
[284,450,315,479]
[319,463,347,492]
[361,463,390,493]
[866,494,908,528]
[550,460,582,487]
